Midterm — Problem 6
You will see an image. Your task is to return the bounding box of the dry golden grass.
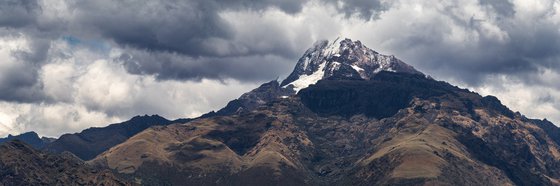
[92,114,308,176]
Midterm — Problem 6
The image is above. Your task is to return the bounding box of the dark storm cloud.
[0,18,55,103]
[0,0,391,89]
[0,0,70,103]
[477,25,558,85]
[479,0,515,18]
[117,49,293,82]
[70,0,387,58]
[2,0,560,101]
[0,69,45,103]
[381,1,560,87]
[0,37,53,103]
[0,0,40,28]
[220,0,308,14]
[63,0,318,82]
[71,1,231,57]
[70,0,309,57]
[323,0,387,19]
[0,0,311,103]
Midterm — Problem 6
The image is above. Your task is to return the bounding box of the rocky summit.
[281,38,422,92]
[86,39,560,185]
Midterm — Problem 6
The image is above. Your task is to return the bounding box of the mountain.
[281,38,422,92]
[92,38,560,185]
[209,38,421,117]
[0,131,55,149]
[0,140,129,185]
[46,115,191,160]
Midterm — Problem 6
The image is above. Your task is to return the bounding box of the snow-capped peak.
[281,38,423,93]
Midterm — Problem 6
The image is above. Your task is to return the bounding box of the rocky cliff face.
[298,72,453,119]
[0,140,129,185]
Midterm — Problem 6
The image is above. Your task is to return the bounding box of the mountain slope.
[208,38,421,117]
[93,72,560,185]
[207,80,294,117]
[530,119,560,146]
[0,131,55,149]
[91,38,560,185]
[46,115,191,160]
[0,140,129,185]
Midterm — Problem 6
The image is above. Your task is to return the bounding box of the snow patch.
[285,62,326,93]
[302,57,310,69]
[331,62,341,71]
[351,64,364,72]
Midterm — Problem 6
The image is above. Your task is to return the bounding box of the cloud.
[68,0,313,57]
[70,1,231,57]
[2,102,122,138]
[10,0,560,86]
[0,0,40,28]
[479,0,515,18]
[117,50,294,82]
[0,39,260,137]
[0,0,388,88]
[322,0,387,19]
[71,58,257,119]
[0,33,48,103]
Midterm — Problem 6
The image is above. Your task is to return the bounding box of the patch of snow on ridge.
[351,64,366,79]
[302,57,310,69]
[286,62,326,93]
[351,64,364,72]
[331,62,341,72]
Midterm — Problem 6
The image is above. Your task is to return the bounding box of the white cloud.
[0,33,31,82]
[0,37,259,137]
[41,61,75,102]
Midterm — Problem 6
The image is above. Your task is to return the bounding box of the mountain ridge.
[45,114,191,160]
[93,71,560,185]
[90,38,560,185]
[0,131,55,149]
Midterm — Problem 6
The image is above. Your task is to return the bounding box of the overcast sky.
[1,0,560,137]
